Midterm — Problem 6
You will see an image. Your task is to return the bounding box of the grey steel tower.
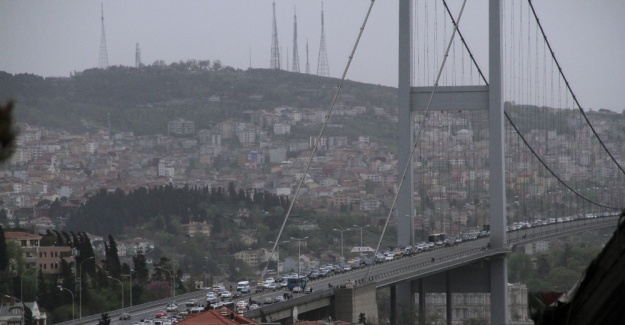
[292,7,300,73]
[306,39,310,74]
[99,3,109,69]
[270,1,281,70]
[316,2,329,77]
[135,43,141,68]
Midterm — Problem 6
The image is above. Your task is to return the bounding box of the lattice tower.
[316,2,330,77]
[135,43,141,68]
[292,7,300,73]
[270,2,281,70]
[306,39,310,74]
[99,3,109,69]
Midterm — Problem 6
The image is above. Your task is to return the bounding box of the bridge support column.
[446,272,452,325]
[490,256,508,325]
[334,282,378,324]
[390,280,413,325]
[418,279,426,325]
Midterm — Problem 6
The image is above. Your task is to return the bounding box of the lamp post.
[58,286,75,324]
[79,256,94,319]
[155,266,174,301]
[352,224,370,247]
[268,240,289,278]
[290,237,308,278]
[333,228,351,261]
[107,276,124,313]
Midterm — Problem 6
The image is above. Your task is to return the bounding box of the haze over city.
[1,0,624,113]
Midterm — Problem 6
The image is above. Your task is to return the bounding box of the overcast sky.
[1,1,624,112]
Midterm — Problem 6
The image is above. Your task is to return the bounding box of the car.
[249,303,260,310]
[292,286,303,293]
[166,303,178,312]
[189,306,204,314]
[263,297,273,305]
[119,312,131,320]
[267,283,279,291]
[155,310,167,318]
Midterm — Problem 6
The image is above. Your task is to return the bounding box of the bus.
[286,276,307,291]
[428,233,446,244]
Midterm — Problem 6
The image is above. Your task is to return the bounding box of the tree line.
[66,182,290,237]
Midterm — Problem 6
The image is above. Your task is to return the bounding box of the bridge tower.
[397,1,508,325]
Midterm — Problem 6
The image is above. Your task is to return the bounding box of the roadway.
[55,212,619,324]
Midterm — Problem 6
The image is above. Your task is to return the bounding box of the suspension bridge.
[59,1,625,324]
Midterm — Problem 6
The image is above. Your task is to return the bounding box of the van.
[236,280,250,291]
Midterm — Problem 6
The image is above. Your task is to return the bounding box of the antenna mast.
[135,43,141,68]
[292,7,300,73]
[99,3,109,69]
[306,38,310,74]
[270,1,281,69]
[316,2,330,77]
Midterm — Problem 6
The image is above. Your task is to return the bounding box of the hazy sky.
[1,1,624,112]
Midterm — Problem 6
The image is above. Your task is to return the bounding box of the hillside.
[0,63,398,135]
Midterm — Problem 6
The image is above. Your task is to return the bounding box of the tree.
[0,226,8,271]
[98,313,111,325]
[0,101,16,162]
[133,253,149,284]
[23,304,33,325]
[105,235,122,279]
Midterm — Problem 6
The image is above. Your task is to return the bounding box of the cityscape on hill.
[0,64,622,324]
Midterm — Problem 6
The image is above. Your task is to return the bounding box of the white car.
[166,303,178,312]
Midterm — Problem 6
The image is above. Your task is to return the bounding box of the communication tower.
[306,39,310,74]
[316,2,330,77]
[270,1,281,70]
[292,7,300,73]
[99,3,109,69]
[135,43,141,68]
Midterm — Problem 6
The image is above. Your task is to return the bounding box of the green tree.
[0,226,7,271]
[0,101,16,162]
[98,313,111,325]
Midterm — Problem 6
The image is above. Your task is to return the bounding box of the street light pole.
[333,228,351,261]
[352,224,370,247]
[79,256,94,319]
[290,237,308,278]
[107,276,124,313]
[58,286,75,324]
[156,266,174,301]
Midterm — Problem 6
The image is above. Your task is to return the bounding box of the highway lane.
[55,213,618,324]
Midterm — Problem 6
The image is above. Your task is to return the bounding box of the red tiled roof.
[177,308,258,325]
[5,232,42,239]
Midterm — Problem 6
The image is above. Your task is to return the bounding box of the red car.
[155,310,167,318]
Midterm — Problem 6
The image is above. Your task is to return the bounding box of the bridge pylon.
[397,1,508,324]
